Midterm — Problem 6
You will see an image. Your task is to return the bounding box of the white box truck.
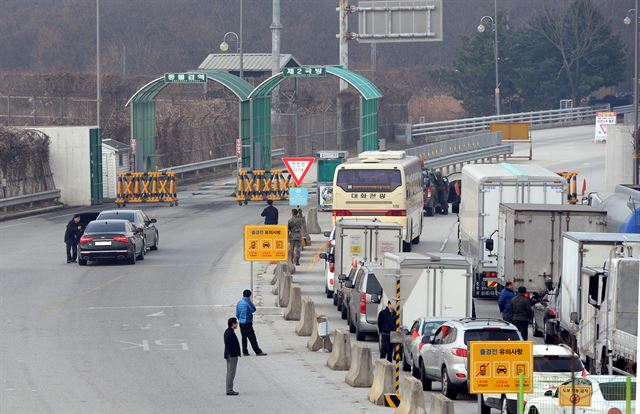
[556,232,640,374]
[495,203,607,296]
[377,252,473,327]
[458,163,566,297]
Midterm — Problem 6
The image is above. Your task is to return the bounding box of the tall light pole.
[219,0,243,80]
[477,0,500,116]
[625,4,639,185]
[96,0,101,128]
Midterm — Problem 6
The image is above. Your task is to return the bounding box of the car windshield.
[86,221,127,233]
[422,321,445,337]
[599,381,636,401]
[336,169,402,192]
[98,212,136,222]
[463,329,520,346]
[534,355,583,372]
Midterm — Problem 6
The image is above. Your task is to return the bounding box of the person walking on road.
[235,290,267,357]
[511,286,533,340]
[64,214,82,263]
[287,209,303,265]
[498,281,515,322]
[261,200,279,225]
[224,317,241,396]
[377,301,396,362]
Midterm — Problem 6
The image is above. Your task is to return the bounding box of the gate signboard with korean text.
[468,341,533,394]
[243,225,288,262]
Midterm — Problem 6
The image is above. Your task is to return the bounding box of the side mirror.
[150,218,157,223]
[544,390,553,397]
[338,273,347,281]
[485,238,494,252]
[570,311,579,324]
[421,335,431,344]
[323,231,331,237]
[370,294,381,304]
[319,252,327,260]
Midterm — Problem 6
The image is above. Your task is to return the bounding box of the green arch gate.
[248,66,382,170]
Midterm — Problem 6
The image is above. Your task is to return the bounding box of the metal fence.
[411,105,611,143]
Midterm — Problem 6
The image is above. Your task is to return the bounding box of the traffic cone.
[581,179,587,196]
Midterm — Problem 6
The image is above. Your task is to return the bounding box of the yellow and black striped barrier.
[235,169,291,205]
[383,276,402,407]
[115,170,178,207]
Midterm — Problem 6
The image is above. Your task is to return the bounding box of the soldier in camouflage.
[288,209,304,265]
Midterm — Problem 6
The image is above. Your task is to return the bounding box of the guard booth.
[315,150,348,211]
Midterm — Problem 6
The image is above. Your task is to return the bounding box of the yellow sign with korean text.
[244,225,288,262]
[468,341,533,394]
[558,385,592,407]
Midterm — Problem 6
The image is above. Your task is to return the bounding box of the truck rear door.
[371,227,402,263]
[482,184,517,267]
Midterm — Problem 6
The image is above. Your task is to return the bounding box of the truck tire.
[340,301,348,319]
[411,235,420,244]
[402,241,412,252]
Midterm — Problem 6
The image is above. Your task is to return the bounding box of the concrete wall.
[34,126,94,206]
[605,125,635,193]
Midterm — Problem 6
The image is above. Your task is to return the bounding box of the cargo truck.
[458,163,566,297]
[493,203,607,296]
[555,232,640,375]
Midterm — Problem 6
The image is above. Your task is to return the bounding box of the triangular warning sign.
[282,157,315,186]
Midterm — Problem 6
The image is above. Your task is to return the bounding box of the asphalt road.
[0,124,604,414]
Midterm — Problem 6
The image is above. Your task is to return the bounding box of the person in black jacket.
[224,317,241,396]
[377,301,397,362]
[64,214,82,263]
[261,200,279,225]
[511,286,533,340]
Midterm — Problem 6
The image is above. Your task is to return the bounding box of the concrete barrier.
[271,268,283,295]
[306,207,322,234]
[283,283,302,320]
[345,343,373,387]
[429,394,454,414]
[307,314,333,352]
[327,329,351,370]
[287,258,296,274]
[395,376,426,414]
[367,359,395,405]
[296,297,315,336]
[271,262,286,285]
[276,273,292,307]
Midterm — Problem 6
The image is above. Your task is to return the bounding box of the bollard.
[307,314,333,352]
[345,343,374,387]
[368,359,395,405]
[327,329,352,371]
[283,283,302,321]
[430,394,454,414]
[277,273,292,307]
[395,376,427,414]
[296,297,315,336]
[306,207,322,234]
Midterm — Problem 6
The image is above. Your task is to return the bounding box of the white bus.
[332,151,423,251]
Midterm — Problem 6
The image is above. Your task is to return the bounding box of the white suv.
[479,344,585,414]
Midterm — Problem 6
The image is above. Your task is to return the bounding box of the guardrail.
[160,148,286,175]
[411,104,611,143]
[0,189,61,211]
[613,104,633,115]
[406,132,512,170]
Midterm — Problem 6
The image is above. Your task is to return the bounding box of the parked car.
[532,291,559,344]
[74,212,101,230]
[403,317,454,376]
[416,318,522,399]
[344,263,383,341]
[97,209,159,251]
[524,375,636,414]
[320,227,336,299]
[480,344,585,414]
[78,219,145,265]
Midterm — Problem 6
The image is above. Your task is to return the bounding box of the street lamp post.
[625,4,639,185]
[219,0,243,80]
[477,0,500,116]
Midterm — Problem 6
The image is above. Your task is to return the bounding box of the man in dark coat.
[64,214,82,263]
[377,301,396,362]
[224,317,241,396]
[511,286,533,340]
[498,281,516,322]
[261,200,278,225]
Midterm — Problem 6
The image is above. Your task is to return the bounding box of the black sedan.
[78,220,145,265]
[96,209,159,252]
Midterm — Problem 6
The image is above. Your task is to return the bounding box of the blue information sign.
[289,187,308,206]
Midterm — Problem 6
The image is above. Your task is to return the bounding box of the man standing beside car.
[64,214,82,263]
[377,301,396,362]
[511,286,533,340]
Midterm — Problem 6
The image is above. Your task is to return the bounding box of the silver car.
[416,318,522,399]
[402,317,452,377]
[344,263,383,341]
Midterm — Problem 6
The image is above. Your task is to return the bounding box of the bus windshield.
[336,169,402,192]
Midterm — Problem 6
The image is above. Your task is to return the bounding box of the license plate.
[95,241,111,246]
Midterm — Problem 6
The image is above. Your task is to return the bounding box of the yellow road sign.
[558,385,592,407]
[244,225,288,262]
[468,341,533,394]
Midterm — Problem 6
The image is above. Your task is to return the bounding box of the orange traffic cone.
[581,179,587,196]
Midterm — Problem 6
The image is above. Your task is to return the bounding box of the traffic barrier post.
[115,170,178,207]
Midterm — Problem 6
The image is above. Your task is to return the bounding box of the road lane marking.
[84,304,281,310]
[119,339,189,351]
[42,274,127,314]
[145,310,165,317]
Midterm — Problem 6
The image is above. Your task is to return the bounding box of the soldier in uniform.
[288,209,304,265]
[434,171,449,215]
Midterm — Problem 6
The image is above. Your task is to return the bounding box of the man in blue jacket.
[224,317,241,396]
[236,289,267,356]
[498,281,515,322]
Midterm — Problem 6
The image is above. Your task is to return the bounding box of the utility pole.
[635,0,639,185]
[96,0,101,128]
[493,0,500,116]
[239,0,244,80]
[271,0,281,77]
[336,0,350,150]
